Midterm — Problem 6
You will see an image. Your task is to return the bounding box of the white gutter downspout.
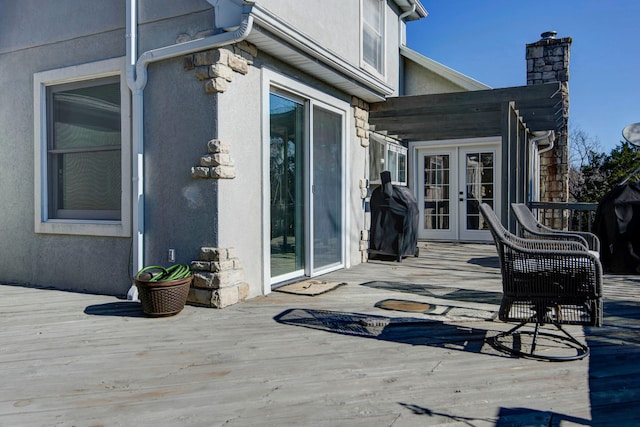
[125,0,254,283]
[398,1,416,46]
[529,130,554,203]
[537,131,555,155]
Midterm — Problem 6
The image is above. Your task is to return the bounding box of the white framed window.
[369,134,407,185]
[361,0,386,76]
[34,57,131,237]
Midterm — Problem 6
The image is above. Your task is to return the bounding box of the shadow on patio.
[361,281,503,306]
[274,308,494,357]
[398,402,591,426]
[587,298,640,425]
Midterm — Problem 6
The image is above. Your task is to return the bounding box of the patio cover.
[368,82,567,230]
[369,82,566,140]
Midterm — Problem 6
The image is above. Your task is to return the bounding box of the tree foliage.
[569,128,640,203]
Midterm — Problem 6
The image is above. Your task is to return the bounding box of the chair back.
[511,203,542,234]
[478,203,510,277]
[511,203,599,252]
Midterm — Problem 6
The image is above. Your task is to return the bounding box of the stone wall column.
[352,97,371,263]
[526,31,571,228]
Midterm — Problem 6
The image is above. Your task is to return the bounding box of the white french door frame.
[409,138,501,242]
[262,68,350,293]
[458,145,500,242]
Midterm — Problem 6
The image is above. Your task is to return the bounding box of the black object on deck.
[594,182,640,274]
[368,171,419,261]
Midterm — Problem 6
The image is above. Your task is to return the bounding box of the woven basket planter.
[133,275,193,317]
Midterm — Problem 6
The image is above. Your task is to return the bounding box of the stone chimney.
[526,31,572,224]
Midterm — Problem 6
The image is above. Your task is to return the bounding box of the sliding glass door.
[269,91,345,284]
[269,93,305,279]
[312,106,342,273]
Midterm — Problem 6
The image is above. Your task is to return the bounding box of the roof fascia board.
[248,3,394,101]
[400,46,490,91]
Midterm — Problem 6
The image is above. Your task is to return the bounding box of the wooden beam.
[370,82,563,114]
[369,102,502,119]
[388,128,503,141]
[369,111,502,127]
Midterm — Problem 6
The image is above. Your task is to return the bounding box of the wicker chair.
[511,203,600,253]
[479,203,603,361]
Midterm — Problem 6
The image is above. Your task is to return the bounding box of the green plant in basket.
[135,264,192,282]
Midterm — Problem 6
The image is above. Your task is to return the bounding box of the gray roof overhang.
[246,3,394,102]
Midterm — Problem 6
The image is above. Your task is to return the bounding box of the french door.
[417,145,499,241]
[269,91,345,285]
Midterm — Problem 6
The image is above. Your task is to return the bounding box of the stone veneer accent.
[526,31,571,228]
[352,97,372,263]
[188,247,250,308]
[181,35,257,94]
[181,35,258,180]
[191,139,236,180]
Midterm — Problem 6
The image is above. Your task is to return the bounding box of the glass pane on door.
[270,93,304,278]
[465,151,494,231]
[312,106,342,272]
[423,154,451,230]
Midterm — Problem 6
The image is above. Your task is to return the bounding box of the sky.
[405,0,640,154]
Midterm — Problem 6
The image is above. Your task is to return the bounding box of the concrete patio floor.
[1,242,638,426]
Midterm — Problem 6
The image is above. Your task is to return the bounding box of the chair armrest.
[523,228,590,250]
[508,235,589,252]
[536,224,600,252]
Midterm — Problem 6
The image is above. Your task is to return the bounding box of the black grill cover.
[369,171,419,261]
[594,182,640,274]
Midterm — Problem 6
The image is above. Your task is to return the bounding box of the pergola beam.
[369,82,566,140]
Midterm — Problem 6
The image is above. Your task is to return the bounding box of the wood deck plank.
[0,242,638,426]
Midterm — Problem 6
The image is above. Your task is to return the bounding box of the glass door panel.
[423,154,451,232]
[461,149,496,240]
[311,106,342,273]
[269,93,304,278]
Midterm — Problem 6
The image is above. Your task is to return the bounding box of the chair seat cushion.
[513,257,593,273]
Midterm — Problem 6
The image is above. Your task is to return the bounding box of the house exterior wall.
[1,0,416,299]
[143,55,220,270]
[0,2,129,293]
[0,1,216,295]
[403,59,468,95]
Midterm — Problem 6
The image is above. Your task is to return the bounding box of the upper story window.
[34,58,131,237]
[361,0,385,76]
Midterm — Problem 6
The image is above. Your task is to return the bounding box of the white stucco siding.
[403,59,468,95]
[216,63,264,298]
[257,0,360,63]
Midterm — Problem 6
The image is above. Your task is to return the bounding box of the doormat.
[275,280,347,296]
[375,299,434,313]
[375,299,496,321]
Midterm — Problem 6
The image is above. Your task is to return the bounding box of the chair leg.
[531,322,540,354]
[490,322,590,362]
